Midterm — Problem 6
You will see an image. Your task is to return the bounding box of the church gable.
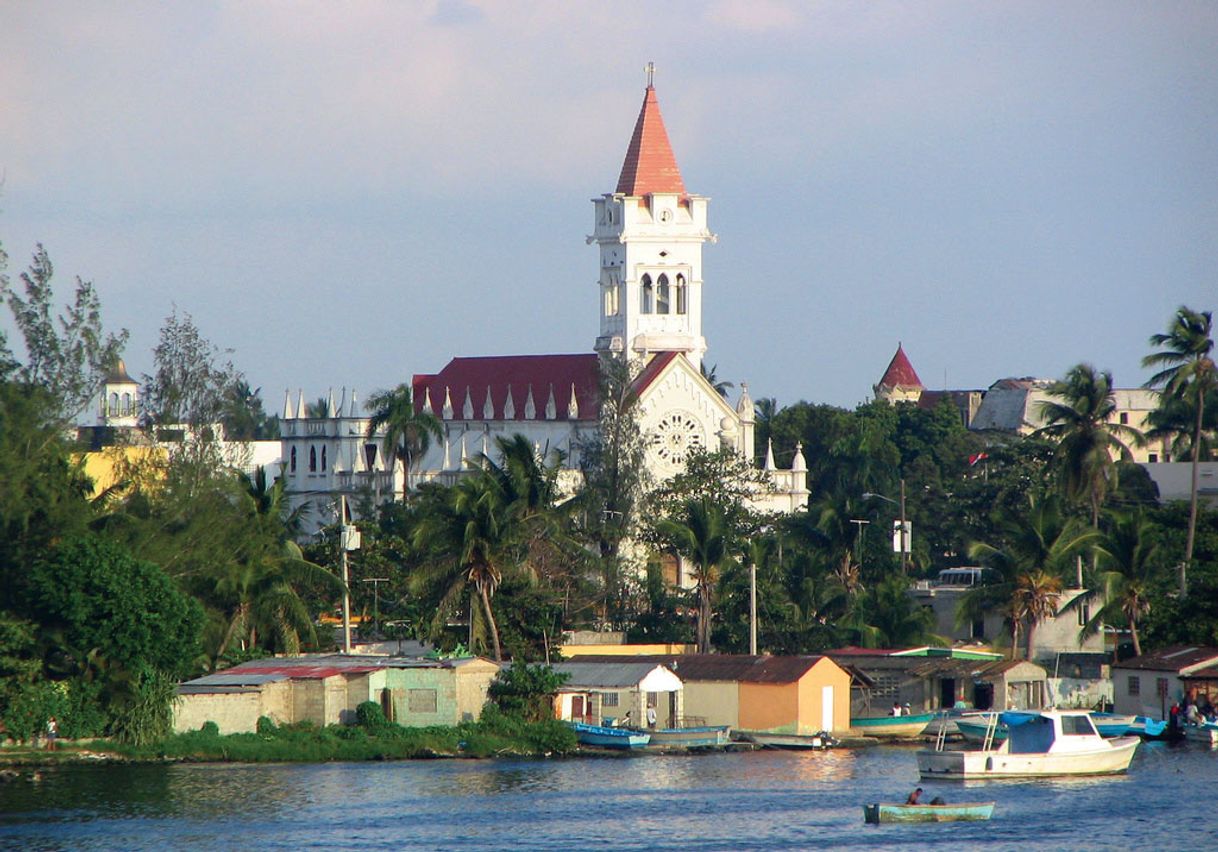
[634,353,738,474]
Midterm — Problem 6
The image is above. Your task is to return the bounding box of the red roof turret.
[615,86,686,196]
[877,344,923,390]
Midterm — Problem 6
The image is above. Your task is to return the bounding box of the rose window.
[652,411,704,468]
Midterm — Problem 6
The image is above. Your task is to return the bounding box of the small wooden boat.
[740,730,839,750]
[639,725,731,748]
[1128,716,1168,739]
[569,721,651,750]
[863,801,995,824]
[1184,722,1218,747]
[918,710,1139,779]
[849,712,935,738]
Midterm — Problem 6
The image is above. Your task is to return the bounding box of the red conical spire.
[615,85,686,196]
[878,344,924,389]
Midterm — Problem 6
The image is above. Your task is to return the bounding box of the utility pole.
[899,478,908,574]
[339,495,361,654]
[362,577,389,636]
[849,519,870,566]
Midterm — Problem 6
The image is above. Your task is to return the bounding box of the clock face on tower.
[652,410,705,470]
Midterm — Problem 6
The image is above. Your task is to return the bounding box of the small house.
[551,660,683,727]
[1112,646,1218,719]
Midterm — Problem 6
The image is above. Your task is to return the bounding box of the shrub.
[200,721,220,737]
[256,716,277,735]
[355,701,389,729]
[487,663,569,722]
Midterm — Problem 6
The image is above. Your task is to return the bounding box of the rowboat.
[863,801,995,824]
[849,712,935,738]
[641,725,731,748]
[569,721,651,749]
[739,730,839,750]
[918,709,1139,779]
[1127,716,1168,739]
[1184,722,1218,747]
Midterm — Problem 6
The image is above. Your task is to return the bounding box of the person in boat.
[906,787,922,804]
[620,711,632,728]
[891,702,903,717]
[646,706,657,728]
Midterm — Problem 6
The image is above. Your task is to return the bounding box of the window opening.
[321,446,327,471]
[640,274,653,314]
[290,447,297,473]
[656,274,670,313]
[675,274,687,314]
[309,446,317,472]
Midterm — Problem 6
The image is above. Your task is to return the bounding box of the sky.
[2,1,1216,420]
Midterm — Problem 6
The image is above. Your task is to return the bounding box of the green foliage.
[140,308,242,429]
[107,671,179,745]
[200,721,220,737]
[487,662,570,722]
[25,536,203,679]
[0,680,63,742]
[355,701,388,729]
[0,243,128,422]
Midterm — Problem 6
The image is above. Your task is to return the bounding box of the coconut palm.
[699,362,734,398]
[964,495,1099,659]
[1143,388,1218,461]
[365,384,443,500]
[1143,306,1215,595]
[1010,569,1063,661]
[1071,511,1161,657]
[1035,363,1142,528]
[656,497,730,653]
[844,573,943,649]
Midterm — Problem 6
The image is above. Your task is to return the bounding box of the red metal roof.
[630,351,680,396]
[413,354,599,422]
[877,344,923,389]
[616,86,686,196]
[566,654,833,684]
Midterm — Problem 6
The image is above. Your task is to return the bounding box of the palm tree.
[699,362,734,398]
[365,384,443,500]
[1143,306,1215,595]
[1143,388,1218,461]
[412,474,514,661]
[964,495,1099,659]
[845,574,943,649]
[1072,511,1161,657]
[657,497,730,653]
[1010,569,1063,661]
[1035,363,1142,529]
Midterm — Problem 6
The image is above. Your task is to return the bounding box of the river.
[0,741,1209,850]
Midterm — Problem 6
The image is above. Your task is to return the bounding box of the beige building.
[174,654,499,734]
[1112,646,1218,720]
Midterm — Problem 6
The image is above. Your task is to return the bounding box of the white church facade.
[279,80,809,530]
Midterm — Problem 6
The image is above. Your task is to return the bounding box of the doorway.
[940,678,956,710]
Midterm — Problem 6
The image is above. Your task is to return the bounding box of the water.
[0,742,1209,850]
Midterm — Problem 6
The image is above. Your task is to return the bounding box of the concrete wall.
[174,692,263,734]
[1113,668,1179,718]
[682,681,738,728]
[804,659,851,734]
[739,683,798,734]
[454,660,498,723]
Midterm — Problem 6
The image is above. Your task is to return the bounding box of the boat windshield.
[1061,715,1097,736]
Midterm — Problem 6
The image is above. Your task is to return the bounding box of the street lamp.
[863,478,908,573]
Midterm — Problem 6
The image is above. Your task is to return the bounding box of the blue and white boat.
[569,721,651,750]
[1127,716,1168,738]
[958,711,1133,742]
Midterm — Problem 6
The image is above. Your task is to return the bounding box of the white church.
[278,78,809,531]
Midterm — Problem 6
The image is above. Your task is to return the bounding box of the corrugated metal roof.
[1114,646,1218,672]
[186,673,289,687]
[564,654,831,684]
[552,661,677,689]
[905,659,1046,679]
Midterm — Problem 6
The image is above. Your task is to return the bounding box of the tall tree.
[141,308,241,431]
[1035,363,1142,528]
[656,497,730,654]
[964,495,1099,659]
[1143,306,1216,596]
[699,362,734,398]
[1073,511,1161,657]
[365,384,442,500]
[0,243,128,422]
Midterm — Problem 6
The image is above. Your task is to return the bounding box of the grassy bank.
[125,711,578,762]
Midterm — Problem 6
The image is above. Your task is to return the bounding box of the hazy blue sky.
[2,1,1215,417]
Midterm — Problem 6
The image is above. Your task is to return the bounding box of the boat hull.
[916,736,1140,779]
[1184,724,1218,747]
[741,731,839,750]
[1128,716,1168,739]
[863,802,995,824]
[850,712,935,738]
[569,722,651,750]
[642,726,731,748]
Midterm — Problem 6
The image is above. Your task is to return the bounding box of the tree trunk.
[1130,617,1142,658]
[697,581,712,654]
[1183,391,1204,596]
[1025,621,1037,662]
[480,583,502,662]
[1009,621,1020,660]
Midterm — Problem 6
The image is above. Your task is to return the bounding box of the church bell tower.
[590,68,715,369]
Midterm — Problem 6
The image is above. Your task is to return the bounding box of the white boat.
[1184,722,1218,747]
[917,709,1139,780]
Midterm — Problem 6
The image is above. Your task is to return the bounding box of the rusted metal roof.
[565,654,834,684]
[1114,646,1218,673]
[905,658,1046,680]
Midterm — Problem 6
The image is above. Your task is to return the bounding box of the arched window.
[121,392,132,415]
[290,447,297,473]
[321,446,327,471]
[676,274,687,315]
[309,446,317,472]
[640,274,654,314]
[108,392,119,415]
[656,274,670,313]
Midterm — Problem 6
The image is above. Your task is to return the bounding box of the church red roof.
[616,86,686,196]
[877,344,923,389]
[413,354,600,422]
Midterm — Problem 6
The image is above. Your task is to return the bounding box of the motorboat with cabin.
[917,709,1139,779]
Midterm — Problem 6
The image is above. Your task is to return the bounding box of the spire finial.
[645,61,655,88]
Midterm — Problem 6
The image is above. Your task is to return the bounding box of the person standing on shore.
[45,717,58,752]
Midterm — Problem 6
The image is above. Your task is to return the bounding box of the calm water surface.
[0,741,1208,850]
